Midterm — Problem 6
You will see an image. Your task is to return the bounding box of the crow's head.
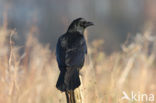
[67,18,94,33]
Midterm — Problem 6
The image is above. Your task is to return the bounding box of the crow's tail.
[56,68,80,92]
[56,71,66,91]
[65,68,80,90]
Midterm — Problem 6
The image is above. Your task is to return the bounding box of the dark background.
[0,0,147,53]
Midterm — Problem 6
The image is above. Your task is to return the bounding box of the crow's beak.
[85,21,94,27]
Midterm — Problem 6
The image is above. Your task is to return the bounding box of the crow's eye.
[80,22,85,26]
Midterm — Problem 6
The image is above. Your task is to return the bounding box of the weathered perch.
[65,88,83,103]
[65,90,75,103]
[65,76,83,103]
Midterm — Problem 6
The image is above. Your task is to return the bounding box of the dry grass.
[0,20,156,103]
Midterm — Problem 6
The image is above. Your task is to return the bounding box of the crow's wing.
[56,37,66,69]
[65,37,87,67]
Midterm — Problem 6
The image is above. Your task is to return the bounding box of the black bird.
[56,18,94,92]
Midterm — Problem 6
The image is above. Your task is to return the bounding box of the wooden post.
[65,90,75,103]
[65,76,83,103]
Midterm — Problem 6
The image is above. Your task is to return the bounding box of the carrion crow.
[56,18,94,92]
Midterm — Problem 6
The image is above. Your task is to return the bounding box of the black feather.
[56,18,93,91]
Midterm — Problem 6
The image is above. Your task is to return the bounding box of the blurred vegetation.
[0,17,156,103]
[0,0,145,53]
[0,0,156,102]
